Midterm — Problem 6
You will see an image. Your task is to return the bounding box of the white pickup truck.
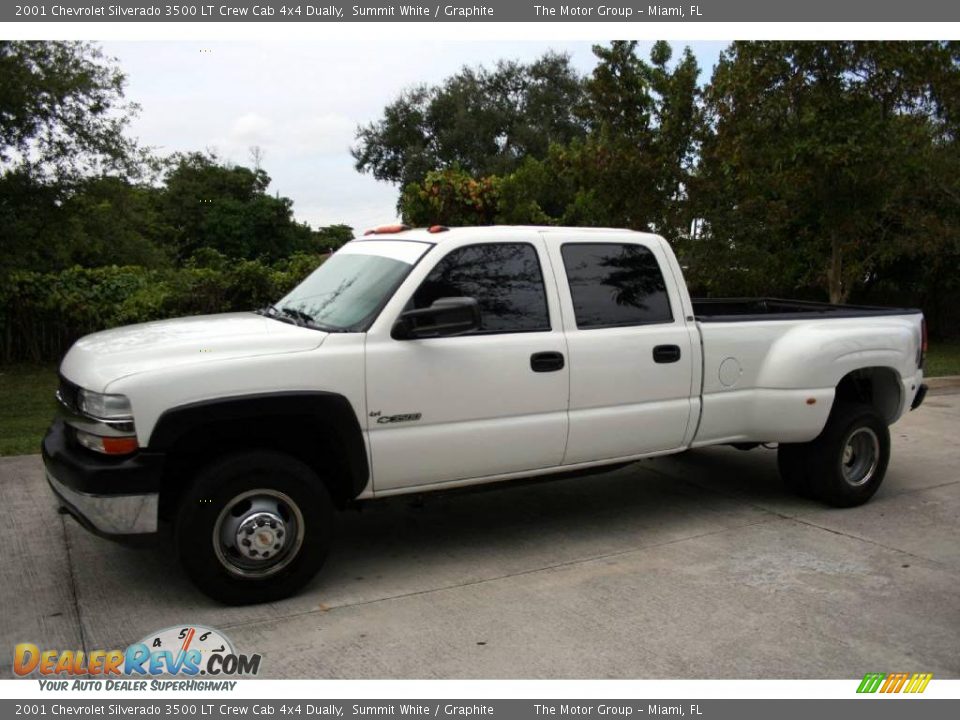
[43,226,928,604]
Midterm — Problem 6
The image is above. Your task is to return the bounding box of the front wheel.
[176,451,333,604]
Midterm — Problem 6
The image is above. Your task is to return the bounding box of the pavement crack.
[886,478,960,496]
[644,459,959,570]
[59,515,88,656]
[787,515,959,571]
[218,515,781,634]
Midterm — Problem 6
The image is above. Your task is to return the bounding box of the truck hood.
[60,312,327,392]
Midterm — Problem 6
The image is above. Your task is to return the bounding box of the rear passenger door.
[545,233,696,464]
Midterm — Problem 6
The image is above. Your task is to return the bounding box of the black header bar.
[6,1,960,23]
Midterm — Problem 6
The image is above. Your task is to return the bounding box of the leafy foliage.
[392,40,960,336]
[1,153,330,274]
[0,41,355,362]
[3,39,960,363]
[401,167,502,226]
[313,224,355,252]
[399,41,701,238]
[1,43,332,276]
[689,41,960,303]
[352,52,587,190]
[0,41,140,182]
[0,42,147,275]
[157,151,316,262]
[0,254,329,363]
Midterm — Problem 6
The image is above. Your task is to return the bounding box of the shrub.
[0,254,327,363]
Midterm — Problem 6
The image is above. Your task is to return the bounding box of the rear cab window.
[560,242,673,328]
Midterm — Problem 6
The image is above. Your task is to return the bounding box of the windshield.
[274,247,421,331]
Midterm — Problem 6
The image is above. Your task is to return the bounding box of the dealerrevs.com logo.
[14,625,261,690]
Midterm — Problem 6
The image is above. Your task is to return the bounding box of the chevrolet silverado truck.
[43,226,928,604]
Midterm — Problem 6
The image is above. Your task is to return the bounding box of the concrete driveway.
[2,390,959,679]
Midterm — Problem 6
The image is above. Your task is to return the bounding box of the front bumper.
[47,470,159,535]
[42,419,163,536]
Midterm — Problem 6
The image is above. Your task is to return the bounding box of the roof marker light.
[428,225,450,234]
[364,224,410,236]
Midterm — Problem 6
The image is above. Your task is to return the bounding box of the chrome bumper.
[47,470,159,535]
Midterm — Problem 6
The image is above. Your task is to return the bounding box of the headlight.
[77,390,133,420]
[58,384,138,455]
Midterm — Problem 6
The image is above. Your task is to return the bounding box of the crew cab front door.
[364,234,569,492]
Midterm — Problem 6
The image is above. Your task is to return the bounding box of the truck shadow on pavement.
[50,446,823,649]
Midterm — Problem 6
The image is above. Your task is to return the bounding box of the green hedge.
[0,252,327,364]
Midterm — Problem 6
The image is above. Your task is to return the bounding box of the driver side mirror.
[392,297,481,340]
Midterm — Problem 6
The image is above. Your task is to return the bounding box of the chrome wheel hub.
[213,489,304,577]
[841,427,880,487]
[235,511,287,561]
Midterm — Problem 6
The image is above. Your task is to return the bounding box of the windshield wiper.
[280,307,318,326]
[256,304,295,325]
[256,304,339,332]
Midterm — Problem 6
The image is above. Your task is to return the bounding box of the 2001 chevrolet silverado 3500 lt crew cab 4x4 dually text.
[42,226,929,604]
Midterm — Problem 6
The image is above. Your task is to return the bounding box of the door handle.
[530,351,565,372]
[653,345,681,363]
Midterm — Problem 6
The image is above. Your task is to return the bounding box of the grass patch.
[0,365,58,456]
[926,341,960,378]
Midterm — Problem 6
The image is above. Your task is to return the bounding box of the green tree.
[157,152,314,262]
[496,152,573,225]
[0,41,144,273]
[398,41,701,238]
[57,176,170,269]
[498,41,700,235]
[313,224,354,252]
[557,41,700,236]
[691,41,959,303]
[352,52,586,191]
[400,167,501,226]
[0,41,139,181]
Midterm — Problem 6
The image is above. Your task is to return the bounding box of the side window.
[561,243,673,328]
[411,243,550,334]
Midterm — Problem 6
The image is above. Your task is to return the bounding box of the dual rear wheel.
[778,402,891,507]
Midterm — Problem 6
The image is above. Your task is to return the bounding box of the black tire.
[805,403,890,508]
[777,443,814,498]
[175,450,333,605]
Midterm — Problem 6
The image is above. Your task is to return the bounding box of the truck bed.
[692,297,921,322]
[690,298,923,448]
